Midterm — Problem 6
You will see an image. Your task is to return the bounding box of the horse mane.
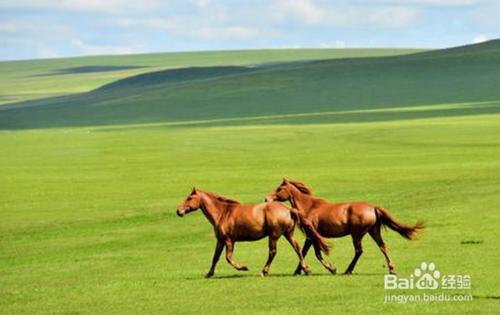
[205,191,241,205]
[288,180,313,195]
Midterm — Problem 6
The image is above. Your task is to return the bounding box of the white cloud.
[0,19,74,37]
[36,44,62,59]
[276,0,324,24]
[0,19,148,59]
[335,40,346,49]
[271,1,418,28]
[357,0,497,5]
[472,34,488,44]
[0,0,161,13]
[320,41,346,48]
[71,39,147,55]
[0,0,494,33]
[195,0,211,9]
[195,26,261,40]
[113,17,273,40]
[472,5,500,28]
[0,22,18,33]
[1,0,499,60]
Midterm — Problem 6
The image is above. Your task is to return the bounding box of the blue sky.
[1,0,499,60]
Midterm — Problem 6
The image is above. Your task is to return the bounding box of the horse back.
[311,201,376,237]
[262,202,296,234]
[224,202,294,240]
[223,203,267,241]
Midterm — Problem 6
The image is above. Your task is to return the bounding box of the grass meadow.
[1,43,499,314]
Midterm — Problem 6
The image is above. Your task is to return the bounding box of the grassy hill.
[0,48,421,106]
[1,41,499,130]
[0,42,499,314]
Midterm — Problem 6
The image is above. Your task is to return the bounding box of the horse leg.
[369,225,396,274]
[285,231,311,275]
[260,237,279,277]
[225,239,249,271]
[205,239,224,278]
[344,234,364,275]
[313,242,337,274]
[293,238,313,275]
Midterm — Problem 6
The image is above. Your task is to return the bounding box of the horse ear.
[282,178,288,183]
[191,187,197,194]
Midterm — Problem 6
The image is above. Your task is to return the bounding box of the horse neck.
[289,187,314,213]
[199,193,225,226]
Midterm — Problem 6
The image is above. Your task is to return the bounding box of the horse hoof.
[344,271,353,275]
[205,272,214,278]
[304,268,312,276]
[330,268,337,275]
[260,271,269,277]
[389,270,397,275]
[239,266,249,271]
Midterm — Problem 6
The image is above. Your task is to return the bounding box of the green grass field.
[1,42,499,314]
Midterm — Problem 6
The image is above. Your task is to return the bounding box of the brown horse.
[266,179,424,275]
[176,188,328,278]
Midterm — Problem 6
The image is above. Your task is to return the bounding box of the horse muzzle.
[176,209,185,217]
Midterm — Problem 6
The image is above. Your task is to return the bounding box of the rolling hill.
[0,48,421,106]
[0,41,499,130]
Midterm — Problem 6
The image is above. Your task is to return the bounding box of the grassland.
[1,42,499,314]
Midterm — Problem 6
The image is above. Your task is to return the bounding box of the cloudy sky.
[0,0,499,60]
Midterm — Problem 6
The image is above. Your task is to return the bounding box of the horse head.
[177,187,202,217]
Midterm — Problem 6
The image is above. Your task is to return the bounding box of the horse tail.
[375,207,424,240]
[290,208,330,255]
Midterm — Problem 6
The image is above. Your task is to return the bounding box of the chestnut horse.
[266,179,424,275]
[176,188,328,278]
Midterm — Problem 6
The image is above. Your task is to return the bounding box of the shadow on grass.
[96,65,256,92]
[2,97,500,131]
[34,65,148,76]
[472,295,500,300]
[184,272,382,280]
[159,101,500,129]
[88,101,500,133]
